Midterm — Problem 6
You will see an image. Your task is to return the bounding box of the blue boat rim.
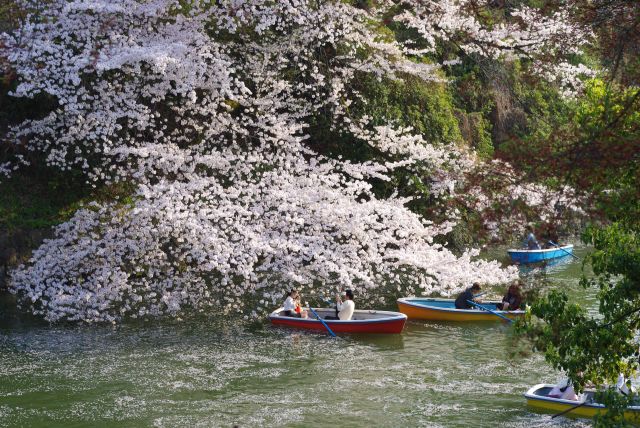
[507,244,573,254]
[397,297,524,315]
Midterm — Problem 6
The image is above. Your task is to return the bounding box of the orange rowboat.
[396,297,524,322]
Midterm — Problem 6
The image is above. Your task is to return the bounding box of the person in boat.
[294,294,308,319]
[496,281,522,311]
[616,374,637,396]
[283,289,301,317]
[454,283,482,310]
[336,289,355,320]
[524,226,541,250]
[548,377,579,401]
[325,289,356,320]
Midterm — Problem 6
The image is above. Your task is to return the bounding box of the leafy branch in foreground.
[519,223,640,425]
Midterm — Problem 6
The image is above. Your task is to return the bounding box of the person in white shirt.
[548,377,579,401]
[282,290,300,317]
[616,373,636,396]
[336,289,355,321]
[560,384,579,401]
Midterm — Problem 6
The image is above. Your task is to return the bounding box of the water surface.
[0,245,594,427]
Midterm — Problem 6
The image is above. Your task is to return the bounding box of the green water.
[1,246,594,427]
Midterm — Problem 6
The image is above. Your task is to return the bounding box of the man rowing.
[454,283,482,310]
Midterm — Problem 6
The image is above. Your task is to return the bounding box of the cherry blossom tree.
[0,0,590,322]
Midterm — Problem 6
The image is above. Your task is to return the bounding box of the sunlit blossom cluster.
[12,145,519,322]
[397,0,594,96]
[0,0,593,322]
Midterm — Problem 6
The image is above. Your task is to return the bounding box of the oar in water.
[551,400,588,419]
[307,307,337,337]
[548,241,580,260]
[467,300,514,323]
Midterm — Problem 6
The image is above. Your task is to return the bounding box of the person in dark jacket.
[497,281,522,311]
[454,283,482,309]
[524,226,541,249]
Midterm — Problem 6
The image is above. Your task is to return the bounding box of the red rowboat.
[268,307,407,334]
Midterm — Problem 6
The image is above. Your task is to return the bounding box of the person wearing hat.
[454,283,482,310]
[335,289,355,320]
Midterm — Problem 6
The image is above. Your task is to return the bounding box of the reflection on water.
[0,244,596,427]
[517,254,575,276]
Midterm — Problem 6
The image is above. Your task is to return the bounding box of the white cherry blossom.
[1,0,593,322]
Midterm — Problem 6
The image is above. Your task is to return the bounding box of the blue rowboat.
[508,245,573,264]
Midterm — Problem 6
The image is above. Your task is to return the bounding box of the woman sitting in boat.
[548,377,579,401]
[454,283,482,309]
[496,281,522,311]
[283,289,302,317]
[294,294,309,319]
[616,374,636,396]
[524,226,541,250]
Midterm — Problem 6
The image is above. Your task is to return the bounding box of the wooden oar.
[467,300,514,323]
[548,241,580,260]
[551,400,588,419]
[308,307,337,337]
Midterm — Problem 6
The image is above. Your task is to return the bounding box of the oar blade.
[308,307,337,337]
[467,300,514,323]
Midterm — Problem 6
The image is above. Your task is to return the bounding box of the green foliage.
[592,389,636,427]
[445,210,479,254]
[519,222,640,426]
[0,171,84,230]
[502,64,573,144]
[355,74,463,144]
[0,168,134,231]
[584,224,640,302]
[457,111,494,159]
[449,59,496,117]
[446,57,574,165]
[575,79,640,136]
[358,75,464,212]
[307,72,464,222]
[570,79,640,223]
[0,0,24,33]
[344,0,375,10]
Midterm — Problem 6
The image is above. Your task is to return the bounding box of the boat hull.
[508,245,573,264]
[269,308,407,334]
[397,297,524,322]
[524,384,640,421]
